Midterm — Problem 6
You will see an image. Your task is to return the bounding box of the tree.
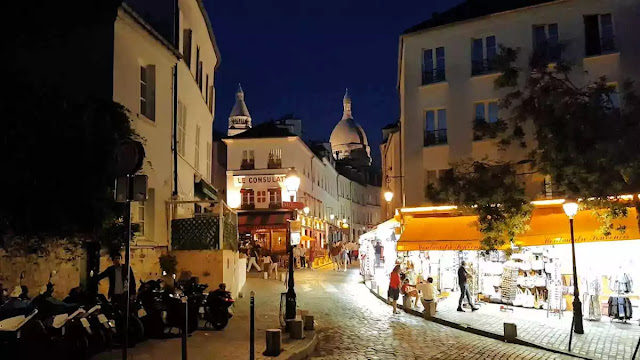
[494,45,640,233]
[0,81,140,249]
[427,161,532,250]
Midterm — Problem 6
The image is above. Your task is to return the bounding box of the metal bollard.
[250,291,255,360]
[568,316,574,352]
[632,336,639,360]
[182,296,188,360]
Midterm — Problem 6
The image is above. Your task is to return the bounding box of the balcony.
[268,202,282,209]
[422,68,446,85]
[473,118,506,141]
[424,129,448,147]
[241,203,255,210]
[471,59,497,76]
[240,160,255,170]
[267,159,282,169]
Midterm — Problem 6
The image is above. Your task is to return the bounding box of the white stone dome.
[330,117,369,148]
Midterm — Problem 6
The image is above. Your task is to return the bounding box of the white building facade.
[113,0,220,248]
[398,0,640,207]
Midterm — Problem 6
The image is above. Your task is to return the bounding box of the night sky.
[206,0,462,163]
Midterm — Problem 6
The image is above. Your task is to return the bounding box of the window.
[474,100,499,140]
[195,46,201,82]
[241,189,255,208]
[195,125,201,171]
[206,142,212,180]
[471,36,497,75]
[183,29,192,68]
[205,75,209,104]
[208,85,214,113]
[256,190,267,203]
[422,47,445,85]
[140,65,156,120]
[584,14,615,56]
[241,150,255,170]
[269,188,282,205]
[268,148,282,168]
[132,202,145,237]
[177,101,187,156]
[533,24,560,62]
[424,109,447,146]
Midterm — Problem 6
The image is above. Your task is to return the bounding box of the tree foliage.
[428,161,532,250]
[0,84,140,244]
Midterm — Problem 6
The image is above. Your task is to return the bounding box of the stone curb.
[366,286,591,360]
[258,329,318,360]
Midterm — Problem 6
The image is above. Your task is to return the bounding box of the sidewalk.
[369,279,640,360]
[93,277,317,360]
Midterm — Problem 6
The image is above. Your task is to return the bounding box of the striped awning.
[238,211,292,232]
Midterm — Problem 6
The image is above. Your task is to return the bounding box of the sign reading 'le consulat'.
[234,175,286,185]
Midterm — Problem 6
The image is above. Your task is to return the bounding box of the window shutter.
[183,29,192,68]
[208,85,214,113]
[146,65,156,121]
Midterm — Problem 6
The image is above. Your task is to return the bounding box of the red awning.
[238,211,292,232]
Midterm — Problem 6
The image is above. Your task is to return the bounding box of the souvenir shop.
[395,205,640,324]
[359,218,400,294]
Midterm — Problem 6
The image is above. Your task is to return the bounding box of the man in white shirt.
[416,277,439,316]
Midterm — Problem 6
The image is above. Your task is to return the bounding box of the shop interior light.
[531,199,566,206]
[384,191,393,202]
[563,201,579,219]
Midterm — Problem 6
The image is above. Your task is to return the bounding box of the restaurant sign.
[234,175,286,186]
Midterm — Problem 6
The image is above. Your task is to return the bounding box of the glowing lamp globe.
[563,201,579,219]
[384,191,394,202]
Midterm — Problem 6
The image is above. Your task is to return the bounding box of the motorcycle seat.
[0,310,38,332]
[67,308,86,321]
[85,305,101,316]
[52,313,69,328]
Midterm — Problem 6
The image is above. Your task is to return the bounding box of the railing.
[422,68,446,85]
[424,129,448,147]
[471,59,497,76]
[241,160,255,170]
[267,159,282,169]
[241,203,255,210]
[473,118,505,141]
[268,202,282,209]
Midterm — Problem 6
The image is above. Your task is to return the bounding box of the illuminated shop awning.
[301,235,316,242]
[237,211,292,232]
[396,207,640,251]
[514,207,640,247]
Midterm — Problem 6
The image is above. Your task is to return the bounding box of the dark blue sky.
[206,0,461,162]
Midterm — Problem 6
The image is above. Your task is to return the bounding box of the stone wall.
[172,250,243,298]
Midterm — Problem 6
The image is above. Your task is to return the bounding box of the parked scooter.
[204,283,234,330]
[180,277,208,332]
[0,277,45,359]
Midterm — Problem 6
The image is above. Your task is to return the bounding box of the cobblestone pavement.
[291,267,575,360]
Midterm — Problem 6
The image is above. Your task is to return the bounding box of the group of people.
[329,241,357,271]
[387,260,478,315]
[245,241,315,278]
[292,243,314,269]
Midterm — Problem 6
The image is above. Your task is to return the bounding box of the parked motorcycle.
[204,283,234,330]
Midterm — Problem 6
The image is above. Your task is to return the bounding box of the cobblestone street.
[292,266,574,360]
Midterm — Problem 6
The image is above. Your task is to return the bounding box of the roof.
[229,85,251,118]
[121,3,182,58]
[225,121,295,139]
[330,117,369,147]
[402,0,559,35]
[196,0,222,70]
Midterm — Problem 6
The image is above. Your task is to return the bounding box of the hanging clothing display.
[609,273,633,294]
[581,275,602,321]
[607,296,633,320]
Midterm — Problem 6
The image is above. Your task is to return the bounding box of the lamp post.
[563,200,584,335]
[284,168,300,320]
[384,190,393,219]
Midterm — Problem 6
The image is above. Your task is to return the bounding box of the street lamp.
[563,200,584,335]
[330,214,335,220]
[303,206,310,215]
[384,190,393,202]
[285,169,300,320]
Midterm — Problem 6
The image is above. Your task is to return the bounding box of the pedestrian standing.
[389,265,401,314]
[374,241,382,267]
[293,245,302,269]
[96,252,136,308]
[307,245,314,270]
[330,242,341,271]
[246,243,261,272]
[457,261,478,312]
[299,244,306,268]
[342,247,349,271]
[269,252,280,279]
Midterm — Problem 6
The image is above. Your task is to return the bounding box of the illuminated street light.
[303,206,310,215]
[285,168,301,201]
[563,200,584,336]
[384,191,393,202]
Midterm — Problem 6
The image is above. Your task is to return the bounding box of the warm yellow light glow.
[384,191,394,202]
[227,191,241,209]
[400,205,458,213]
[285,168,301,193]
[342,223,349,229]
[303,206,310,215]
[330,214,335,220]
[531,199,566,206]
[563,201,579,218]
[343,218,347,223]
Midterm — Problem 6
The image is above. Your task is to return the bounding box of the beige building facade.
[399,0,640,207]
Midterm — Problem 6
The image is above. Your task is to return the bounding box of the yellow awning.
[397,207,640,252]
[397,215,484,251]
[514,207,640,247]
[301,235,316,242]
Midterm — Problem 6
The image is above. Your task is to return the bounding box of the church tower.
[228,84,252,136]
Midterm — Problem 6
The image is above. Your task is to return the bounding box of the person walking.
[342,246,349,271]
[96,252,136,307]
[299,244,306,268]
[269,252,280,279]
[293,245,302,269]
[306,245,313,269]
[457,261,478,312]
[330,242,341,271]
[389,265,401,314]
[246,243,261,272]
